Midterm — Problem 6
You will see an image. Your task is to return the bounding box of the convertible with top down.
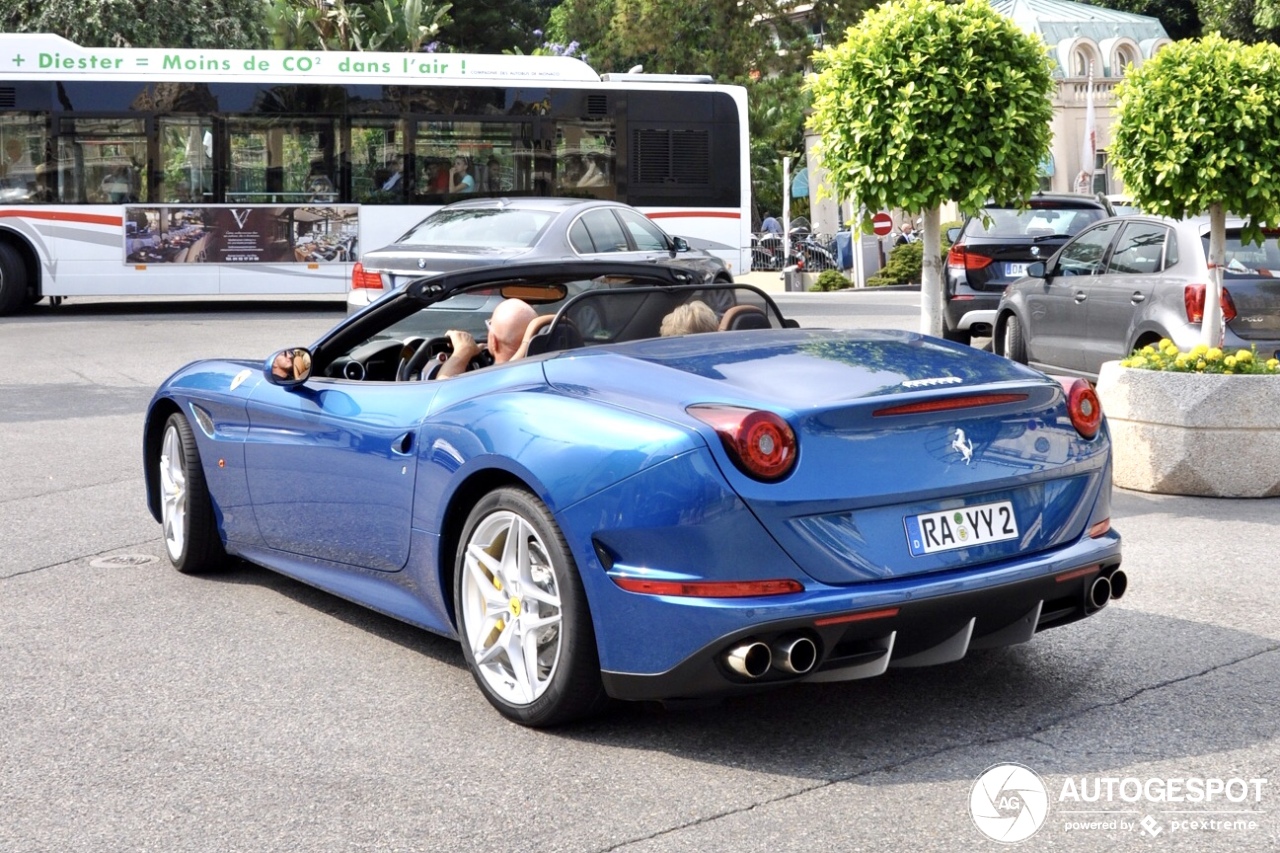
[144,260,1125,727]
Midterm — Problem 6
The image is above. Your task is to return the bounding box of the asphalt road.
[2,293,1278,852]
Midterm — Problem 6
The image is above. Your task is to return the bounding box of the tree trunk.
[919,205,943,337]
[1202,202,1226,347]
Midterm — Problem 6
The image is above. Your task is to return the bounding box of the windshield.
[398,207,555,248]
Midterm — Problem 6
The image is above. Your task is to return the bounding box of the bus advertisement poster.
[123,205,358,265]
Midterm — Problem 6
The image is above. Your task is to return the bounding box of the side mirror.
[265,347,312,385]
[946,226,961,243]
[671,236,690,253]
[1027,261,1047,279]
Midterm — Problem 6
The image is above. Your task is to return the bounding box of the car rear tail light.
[351,262,384,290]
[1183,284,1237,323]
[611,577,804,597]
[946,244,992,271]
[873,393,1028,417]
[688,404,797,481]
[1056,377,1102,439]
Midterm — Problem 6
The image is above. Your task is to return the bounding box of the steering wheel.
[398,336,494,381]
[398,336,450,381]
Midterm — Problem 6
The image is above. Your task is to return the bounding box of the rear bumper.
[600,532,1122,702]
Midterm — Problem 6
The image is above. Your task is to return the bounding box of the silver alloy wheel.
[460,509,563,706]
[159,422,187,561]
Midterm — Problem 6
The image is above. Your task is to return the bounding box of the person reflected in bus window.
[381,156,405,191]
[307,160,335,201]
[101,165,132,204]
[577,154,607,188]
[485,156,511,193]
[450,154,475,193]
[2,138,35,191]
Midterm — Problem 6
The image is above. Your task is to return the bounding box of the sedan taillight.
[351,262,384,290]
[1183,284,1237,323]
[688,404,797,481]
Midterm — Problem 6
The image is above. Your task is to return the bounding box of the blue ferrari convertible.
[144,261,1125,726]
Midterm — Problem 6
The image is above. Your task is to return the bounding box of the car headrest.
[525,318,584,357]
[718,304,770,331]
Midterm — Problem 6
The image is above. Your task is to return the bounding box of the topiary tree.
[1110,34,1280,346]
[807,0,1054,337]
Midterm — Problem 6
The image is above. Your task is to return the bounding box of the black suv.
[943,193,1113,343]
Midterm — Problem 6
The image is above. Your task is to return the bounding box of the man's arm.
[436,329,483,378]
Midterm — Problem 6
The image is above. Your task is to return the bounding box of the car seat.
[718,304,770,331]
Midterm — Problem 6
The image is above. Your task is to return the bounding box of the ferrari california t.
[145,261,1125,727]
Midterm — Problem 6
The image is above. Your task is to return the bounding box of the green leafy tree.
[0,0,269,48]
[750,74,809,223]
[1086,0,1201,41]
[1110,34,1280,345]
[436,0,558,54]
[807,0,1054,337]
[1198,0,1280,43]
[546,0,798,79]
[266,0,451,51]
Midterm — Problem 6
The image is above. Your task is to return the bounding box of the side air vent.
[630,128,710,186]
[0,88,16,109]
[585,94,608,116]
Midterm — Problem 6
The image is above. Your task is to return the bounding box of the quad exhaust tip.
[724,635,818,679]
[772,635,818,675]
[1088,575,1112,611]
[725,641,772,678]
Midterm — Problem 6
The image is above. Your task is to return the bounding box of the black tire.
[1002,314,1028,364]
[0,242,29,316]
[158,413,227,574]
[454,487,608,727]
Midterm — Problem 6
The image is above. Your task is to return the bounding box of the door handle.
[392,432,414,455]
[1074,291,1087,303]
[1131,292,1146,303]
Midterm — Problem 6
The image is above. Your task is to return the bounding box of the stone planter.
[1095,361,1280,497]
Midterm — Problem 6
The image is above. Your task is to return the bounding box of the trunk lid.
[544,330,1109,585]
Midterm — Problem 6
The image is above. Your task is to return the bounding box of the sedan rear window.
[967,206,1106,239]
[399,208,555,248]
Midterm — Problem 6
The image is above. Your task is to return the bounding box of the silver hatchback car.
[994,214,1280,379]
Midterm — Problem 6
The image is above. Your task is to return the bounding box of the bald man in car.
[436,298,547,378]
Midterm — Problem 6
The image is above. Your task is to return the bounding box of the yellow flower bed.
[1120,340,1280,375]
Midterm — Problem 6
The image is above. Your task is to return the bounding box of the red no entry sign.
[872,212,894,236]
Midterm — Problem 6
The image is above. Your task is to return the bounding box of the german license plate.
[905,500,1018,556]
[1005,262,1028,277]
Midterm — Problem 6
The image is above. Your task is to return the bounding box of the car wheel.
[455,487,608,727]
[159,412,227,574]
[1002,314,1028,364]
[942,316,972,345]
[0,242,29,316]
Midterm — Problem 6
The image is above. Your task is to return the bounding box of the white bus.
[0,33,750,314]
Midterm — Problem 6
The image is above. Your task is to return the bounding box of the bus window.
[555,119,616,200]
[0,117,49,203]
[227,118,341,203]
[55,118,147,204]
[350,119,407,203]
[159,118,214,203]
[413,120,535,202]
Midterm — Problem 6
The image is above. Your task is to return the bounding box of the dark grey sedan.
[348,198,731,312]
[994,214,1280,379]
